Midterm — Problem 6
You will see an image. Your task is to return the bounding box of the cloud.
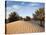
[5,0,15,1]
[12,5,21,10]
[6,4,38,19]
[21,2,25,5]
[6,5,23,19]
[31,4,37,6]
[6,2,44,19]
[6,5,22,12]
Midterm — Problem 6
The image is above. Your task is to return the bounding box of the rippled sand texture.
[6,20,44,34]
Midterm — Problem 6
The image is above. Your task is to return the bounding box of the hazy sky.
[5,1,44,19]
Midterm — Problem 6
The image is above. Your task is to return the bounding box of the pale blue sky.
[5,1,44,19]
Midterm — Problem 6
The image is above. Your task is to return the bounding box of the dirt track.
[6,20,44,34]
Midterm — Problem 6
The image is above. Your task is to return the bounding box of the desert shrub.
[8,12,19,23]
[24,16,31,21]
[33,8,45,27]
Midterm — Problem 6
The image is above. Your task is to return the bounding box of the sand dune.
[6,20,44,34]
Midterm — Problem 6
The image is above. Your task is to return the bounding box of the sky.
[5,1,44,19]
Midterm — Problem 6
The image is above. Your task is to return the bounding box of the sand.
[6,20,44,34]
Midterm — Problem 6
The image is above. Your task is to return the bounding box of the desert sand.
[6,20,44,34]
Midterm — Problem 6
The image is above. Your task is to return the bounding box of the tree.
[8,12,19,22]
[25,16,31,21]
[33,8,45,27]
[19,16,23,20]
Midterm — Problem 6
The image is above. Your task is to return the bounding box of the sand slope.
[6,20,44,34]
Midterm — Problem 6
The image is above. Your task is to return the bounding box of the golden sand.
[6,20,44,34]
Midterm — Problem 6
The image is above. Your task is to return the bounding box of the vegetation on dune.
[5,8,45,28]
[33,8,45,27]
[5,12,31,23]
[24,16,31,21]
[5,12,19,23]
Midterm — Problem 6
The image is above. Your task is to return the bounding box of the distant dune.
[6,20,44,34]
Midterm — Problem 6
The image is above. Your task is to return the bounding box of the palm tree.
[33,8,45,27]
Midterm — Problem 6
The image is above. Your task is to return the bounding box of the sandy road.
[6,20,44,34]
